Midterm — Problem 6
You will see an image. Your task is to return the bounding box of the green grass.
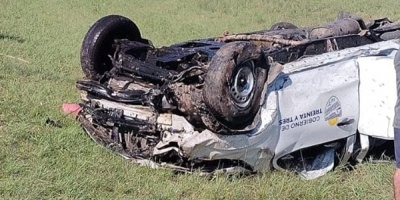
[1,0,400,199]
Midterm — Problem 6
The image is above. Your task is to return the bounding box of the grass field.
[2,0,400,199]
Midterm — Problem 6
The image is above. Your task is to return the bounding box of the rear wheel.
[80,15,144,80]
[203,42,268,130]
[380,30,400,40]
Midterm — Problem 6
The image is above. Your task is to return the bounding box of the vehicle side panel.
[274,58,360,159]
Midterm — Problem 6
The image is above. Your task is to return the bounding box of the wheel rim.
[230,60,255,108]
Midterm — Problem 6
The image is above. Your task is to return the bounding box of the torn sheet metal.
[154,90,280,173]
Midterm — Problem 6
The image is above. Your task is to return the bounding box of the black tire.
[380,30,400,40]
[270,22,298,30]
[80,15,143,80]
[203,42,268,129]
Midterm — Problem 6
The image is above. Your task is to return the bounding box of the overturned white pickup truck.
[77,12,400,179]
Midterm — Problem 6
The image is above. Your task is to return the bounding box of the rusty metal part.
[216,34,308,46]
[309,18,361,39]
[79,104,160,158]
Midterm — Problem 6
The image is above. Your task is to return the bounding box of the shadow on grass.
[0,33,25,43]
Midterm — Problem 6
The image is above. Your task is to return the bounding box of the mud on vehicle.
[76,12,400,179]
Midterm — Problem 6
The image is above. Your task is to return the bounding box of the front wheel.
[202,42,269,130]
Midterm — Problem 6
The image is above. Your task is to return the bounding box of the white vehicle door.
[272,53,360,161]
[358,51,398,140]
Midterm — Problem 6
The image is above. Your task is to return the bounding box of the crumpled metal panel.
[154,90,280,173]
